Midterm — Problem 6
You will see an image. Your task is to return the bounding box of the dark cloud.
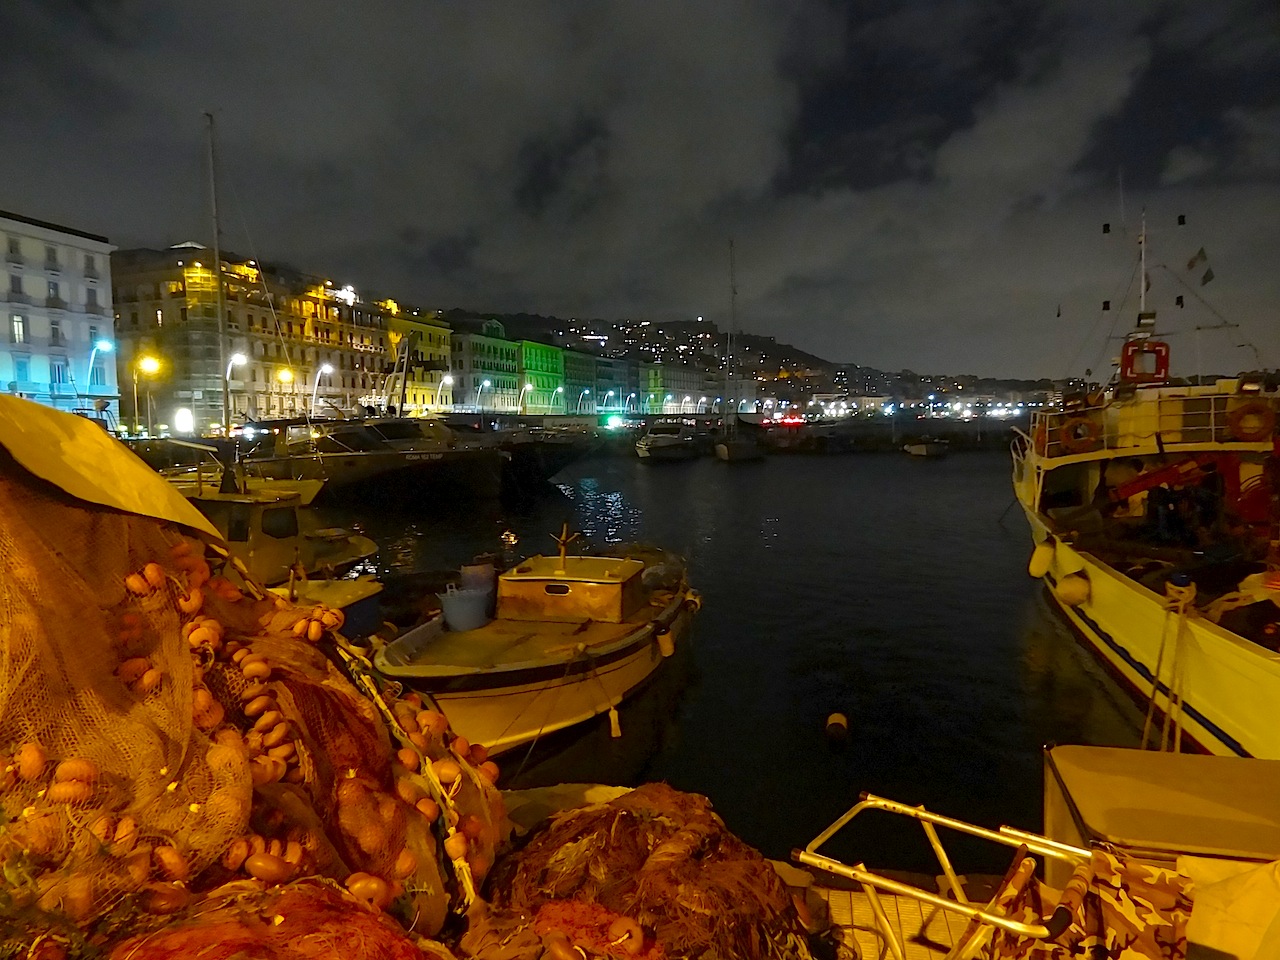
[1,0,1277,378]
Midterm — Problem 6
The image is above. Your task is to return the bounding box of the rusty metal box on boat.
[497,555,647,623]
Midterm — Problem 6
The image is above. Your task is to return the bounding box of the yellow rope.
[1142,582,1196,751]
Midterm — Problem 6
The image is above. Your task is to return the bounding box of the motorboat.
[170,470,377,588]
[372,533,701,756]
[1012,215,1280,758]
[635,420,708,461]
[238,416,505,504]
[903,438,949,457]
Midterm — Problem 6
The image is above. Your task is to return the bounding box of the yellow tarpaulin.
[0,395,221,540]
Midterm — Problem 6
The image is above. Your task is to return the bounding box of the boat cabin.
[497,555,647,623]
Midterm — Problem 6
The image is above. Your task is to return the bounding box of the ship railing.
[795,793,1091,960]
[1029,392,1276,458]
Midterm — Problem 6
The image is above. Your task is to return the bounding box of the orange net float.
[1227,400,1275,442]
[1058,416,1102,454]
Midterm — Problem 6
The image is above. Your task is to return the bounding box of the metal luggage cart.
[793,792,1093,960]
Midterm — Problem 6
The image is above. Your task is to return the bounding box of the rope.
[1141,581,1195,750]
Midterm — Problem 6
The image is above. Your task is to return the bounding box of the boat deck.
[380,609,663,675]
[816,885,978,960]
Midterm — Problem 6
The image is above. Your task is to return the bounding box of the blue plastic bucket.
[438,583,492,632]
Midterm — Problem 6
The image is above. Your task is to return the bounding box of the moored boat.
[373,534,701,756]
[1012,216,1280,758]
[903,438,949,457]
[635,419,708,461]
[239,416,505,504]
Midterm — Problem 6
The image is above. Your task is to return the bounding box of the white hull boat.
[373,542,700,756]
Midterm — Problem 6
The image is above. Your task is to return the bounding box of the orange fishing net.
[0,452,504,956]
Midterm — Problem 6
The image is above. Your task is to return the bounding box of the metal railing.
[794,793,1090,960]
[1030,392,1275,458]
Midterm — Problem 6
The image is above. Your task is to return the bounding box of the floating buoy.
[1028,540,1055,579]
[1055,573,1091,607]
[657,630,676,658]
[825,713,849,740]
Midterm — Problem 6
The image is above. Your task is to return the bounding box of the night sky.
[3,0,1276,378]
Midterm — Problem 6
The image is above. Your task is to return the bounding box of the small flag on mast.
[1186,247,1208,271]
[1201,268,1215,285]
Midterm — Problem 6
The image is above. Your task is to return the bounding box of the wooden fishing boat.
[1012,214,1280,758]
[373,533,701,756]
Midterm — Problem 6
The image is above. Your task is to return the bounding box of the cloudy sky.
[3,0,1276,378]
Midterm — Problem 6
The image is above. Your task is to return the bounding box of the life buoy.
[1058,416,1102,454]
[1227,400,1275,442]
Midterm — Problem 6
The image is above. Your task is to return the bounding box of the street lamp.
[577,388,590,413]
[133,355,160,435]
[554,385,564,413]
[603,389,614,411]
[664,393,673,414]
[698,396,707,412]
[311,363,334,414]
[475,379,491,411]
[626,392,636,413]
[225,352,247,383]
[86,339,113,395]
[519,383,533,413]
[431,374,453,410]
[682,395,691,413]
[647,393,655,413]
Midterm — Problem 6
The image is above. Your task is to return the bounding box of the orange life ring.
[1058,416,1102,454]
[1227,400,1275,442]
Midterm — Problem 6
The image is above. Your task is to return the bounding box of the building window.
[48,280,60,301]
[90,359,106,386]
[14,357,29,381]
[130,311,138,326]
[50,358,68,384]
[45,245,58,267]
[50,319,62,343]
[155,309,163,327]
[84,253,94,272]
[9,275,22,295]
[11,314,27,343]
[87,288,99,309]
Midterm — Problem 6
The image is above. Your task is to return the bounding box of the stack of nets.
[0,451,505,957]
[471,783,814,960]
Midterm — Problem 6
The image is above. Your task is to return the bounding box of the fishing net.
[475,783,815,960]
[0,448,505,956]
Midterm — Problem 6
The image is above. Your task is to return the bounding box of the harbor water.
[318,450,1145,873]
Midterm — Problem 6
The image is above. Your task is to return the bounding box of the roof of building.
[0,209,110,244]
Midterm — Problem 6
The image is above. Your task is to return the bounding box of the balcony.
[3,291,30,305]
[46,297,67,310]
[5,251,23,266]
[84,303,105,315]
[45,260,61,275]
[84,265,100,280]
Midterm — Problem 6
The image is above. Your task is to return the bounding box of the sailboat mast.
[726,239,736,420]
[206,113,230,433]
[1138,209,1147,317]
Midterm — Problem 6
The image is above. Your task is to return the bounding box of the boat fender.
[609,706,622,739]
[1028,540,1055,579]
[657,630,676,658]
[685,589,703,612]
[1226,400,1275,442]
[1055,573,1091,607]
[825,713,849,740]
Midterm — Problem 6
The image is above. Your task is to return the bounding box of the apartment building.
[2,210,116,422]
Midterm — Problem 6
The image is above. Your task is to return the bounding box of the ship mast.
[206,113,230,433]
[726,239,736,427]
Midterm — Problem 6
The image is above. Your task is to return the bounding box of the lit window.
[50,358,68,383]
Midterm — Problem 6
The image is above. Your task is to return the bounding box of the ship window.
[544,583,570,595]
[261,507,298,540]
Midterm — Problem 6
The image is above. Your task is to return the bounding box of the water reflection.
[317,452,1144,873]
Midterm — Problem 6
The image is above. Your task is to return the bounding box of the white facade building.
[2,210,116,423]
